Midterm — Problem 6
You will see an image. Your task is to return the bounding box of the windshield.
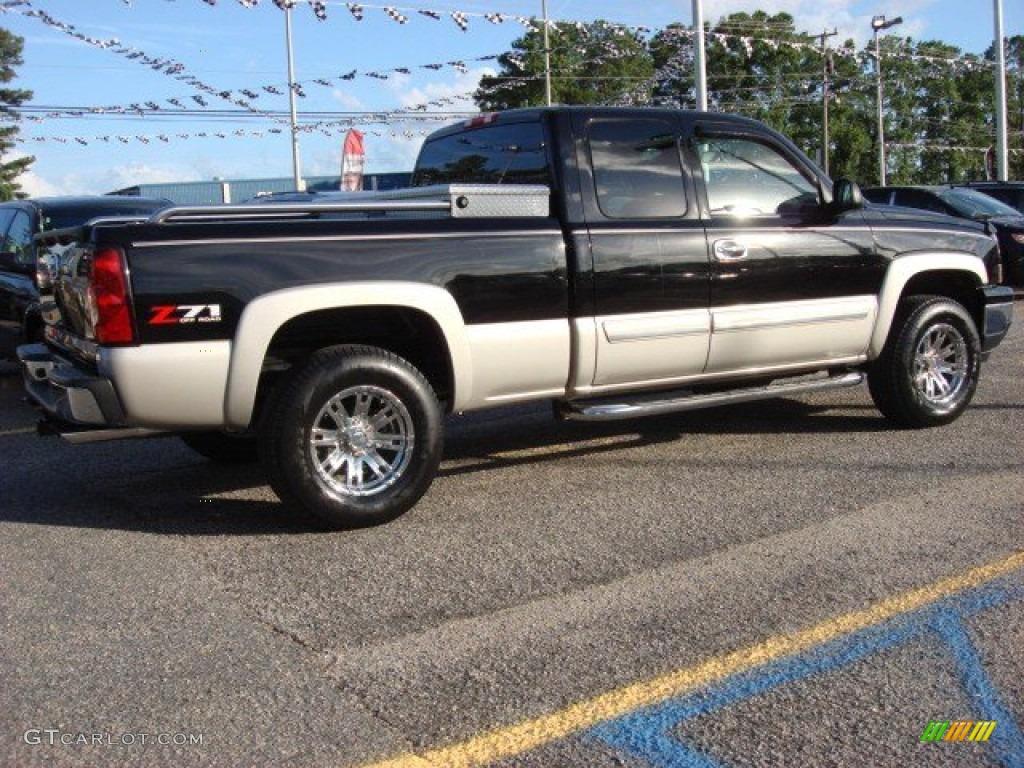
[938,188,1021,219]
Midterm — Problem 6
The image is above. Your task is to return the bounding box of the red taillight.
[89,247,135,345]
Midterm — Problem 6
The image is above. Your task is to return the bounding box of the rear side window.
[412,122,549,187]
[587,118,687,219]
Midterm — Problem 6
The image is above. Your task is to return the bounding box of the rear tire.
[868,296,980,428]
[260,345,443,529]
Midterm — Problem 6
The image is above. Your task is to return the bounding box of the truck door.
[693,124,883,375]
[571,113,711,393]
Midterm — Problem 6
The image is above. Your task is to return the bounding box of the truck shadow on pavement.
[0,397,905,537]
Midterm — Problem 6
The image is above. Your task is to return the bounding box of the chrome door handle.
[713,239,748,262]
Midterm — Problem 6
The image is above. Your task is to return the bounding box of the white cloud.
[393,67,494,111]
[701,0,935,47]
[332,88,365,110]
[16,170,61,198]
[18,162,209,197]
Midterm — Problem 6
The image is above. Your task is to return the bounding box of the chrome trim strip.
[714,311,872,333]
[602,311,711,343]
[712,296,875,334]
[130,230,563,248]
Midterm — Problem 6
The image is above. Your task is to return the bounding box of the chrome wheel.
[309,385,415,498]
[912,322,968,406]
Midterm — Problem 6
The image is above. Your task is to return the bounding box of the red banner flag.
[340,129,365,190]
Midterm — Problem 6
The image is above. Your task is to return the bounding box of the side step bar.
[558,372,865,422]
[35,419,169,444]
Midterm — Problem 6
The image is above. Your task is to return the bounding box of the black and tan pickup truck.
[18,107,1014,528]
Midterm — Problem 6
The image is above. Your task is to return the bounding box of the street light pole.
[692,0,707,111]
[872,15,902,186]
[542,0,552,106]
[284,6,305,191]
[994,0,1009,181]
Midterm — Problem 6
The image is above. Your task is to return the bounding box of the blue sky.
[2,0,1022,196]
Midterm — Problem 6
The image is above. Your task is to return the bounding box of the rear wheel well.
[256,306,455,422]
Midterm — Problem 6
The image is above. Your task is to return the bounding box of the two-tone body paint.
[43,107,1005,432]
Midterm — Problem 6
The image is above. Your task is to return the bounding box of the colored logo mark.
[921,720,997,742]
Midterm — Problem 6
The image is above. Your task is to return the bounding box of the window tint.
[588,118,686,219]
[412,122,549,187]
[896,189,948,214]
[938,188,1021,219]
[0,207,16,239]
[697,137,819,216]
[3,211,35,266]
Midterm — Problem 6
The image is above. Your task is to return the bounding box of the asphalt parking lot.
[1,314,1022,768]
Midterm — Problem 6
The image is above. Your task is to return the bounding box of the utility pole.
[284,6,305,191]
[818,28,838,176]
[994,0,1009,181]
[692,0,707,111]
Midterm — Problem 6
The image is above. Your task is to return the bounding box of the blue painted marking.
[930,611,1024,768]
[591,580,1024,768]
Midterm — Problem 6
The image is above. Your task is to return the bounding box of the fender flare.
[869,252,986,358]
[224,281,472,429]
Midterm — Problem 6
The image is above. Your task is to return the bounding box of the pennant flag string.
[3,0,288,125]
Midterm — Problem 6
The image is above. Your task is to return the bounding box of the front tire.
[868,296,980,428]
[260,345,443,529]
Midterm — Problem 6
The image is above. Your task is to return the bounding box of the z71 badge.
[148,304,223,325]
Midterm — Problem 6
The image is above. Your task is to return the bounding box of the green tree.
[475,20,653,110]
[822,41,876,183]
[0,28,32,200]
[649,12,876,181]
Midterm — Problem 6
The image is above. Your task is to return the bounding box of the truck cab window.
[587,118,687,219]
[697,137,819,217]
[412,122,549,187]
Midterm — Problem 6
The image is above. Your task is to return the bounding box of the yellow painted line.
[359,550,1024,768]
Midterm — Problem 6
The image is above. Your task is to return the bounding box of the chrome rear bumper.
[17,342,125,427]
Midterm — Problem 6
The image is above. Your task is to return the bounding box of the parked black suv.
[862,185,1024,287]
[0,195,169,358]
[962,181,1024,214]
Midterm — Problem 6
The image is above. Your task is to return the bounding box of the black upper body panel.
[53,108,1001,348]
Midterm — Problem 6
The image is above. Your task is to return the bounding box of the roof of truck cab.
[419,106,770,142]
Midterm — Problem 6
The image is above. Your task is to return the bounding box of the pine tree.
[475,20,653,110]
[0,28,33,201]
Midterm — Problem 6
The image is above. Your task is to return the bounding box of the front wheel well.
[257,306,455,418]
[898,270,982,324]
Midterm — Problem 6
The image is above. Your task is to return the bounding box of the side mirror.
[832,178,864,212]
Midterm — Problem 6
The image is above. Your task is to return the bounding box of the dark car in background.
[962,181,1024,214]
[862,185,1024,288]
[0,195,169,358]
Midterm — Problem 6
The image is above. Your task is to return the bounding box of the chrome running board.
[558,372,865,422]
